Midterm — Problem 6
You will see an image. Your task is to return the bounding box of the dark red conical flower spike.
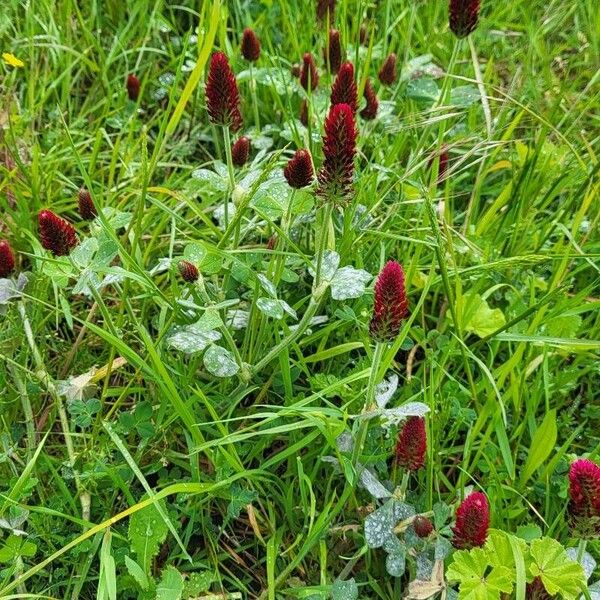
[178,260,199,283]
[330,62,358,114]
[241,28,260,62]
[369,260,408,341]
[231,136,251,167]
[300,53,319,91]
[451,491,490,549]
[284,149,314,189]
[449,0,481,39]
[360,78,378,120]
[378,53,397,86]
[413,515,434,538]
[38,210,78,257]
[396,416,427,472]
[126,74,140,101]
[316,0,335,22]
[205,52,243,132]
[78,187,97,220]
[317,103,357,204]
[0,240,15,277]
[326,29,342,74]
[568,458,600,538]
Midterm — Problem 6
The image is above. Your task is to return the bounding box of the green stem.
[576,538,587,564]
[273,188,296,285]
[249,62,260,133]
[468,35,492,138]
[222,125,236,231]
[314,202,333,290]
[351,342,385,467]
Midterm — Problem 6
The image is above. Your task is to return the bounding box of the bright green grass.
[0,0,599,597]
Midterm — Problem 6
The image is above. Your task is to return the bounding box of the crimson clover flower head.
[78,187,97,220]
[326,29,342,73]
[568,458,600,538]
[178,260,199,283]
[413,515,434,538]
[0,240,15,277]
[205,52,243,131]
[300,53,319,91]
[126,74,140,101]
[241,28,260,61]
[316,0,336,22]
[369,260,408,341]
[38,210,78,257]
[360,77,378,120]
[300,99,309,126]
[317,103,357,204]
[451,491,490,549]
[284,149,314,189]
[378,53,397,86]
[449,0,481,39]
[396,416,427,472]
[330,62,358,114]
[231,136,251,167]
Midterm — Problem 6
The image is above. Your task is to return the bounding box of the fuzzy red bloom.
[449,0,481,39]
[231,136,251,167]
[205,52,243,131]
[178,260,199,283]
[360,78,378,120]
[378,53,397,86]
[396,416,427,472]
[38,210,78,257]
[300,53,319,91]
[525,578,552,600]
[300,99,309,126]
[284,149,314,189]
[241,28,260,62]
[451,491,490,549]
[0,240,15,277]
[317,103,357,204]
[78,187,97,220]
[330,62,358,114]
[413,515,434,538]
[568,458,600,538]
[369,260,408,341]
[126,74,140,101]
[325,29,342,73]
[316,0,335,22]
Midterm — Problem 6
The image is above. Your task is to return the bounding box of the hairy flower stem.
[249,63,260,132]
[273,189,296,284]
[468,36,492,138]
[18,302,91,524]
[351,342,385,468]
[314,203,333,289]
[222,126,236,231]
[577,539,587,563]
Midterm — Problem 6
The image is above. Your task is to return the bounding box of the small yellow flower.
[2,53,25,68]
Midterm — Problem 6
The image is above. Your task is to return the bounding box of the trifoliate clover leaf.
[203,345,239,378]
[330,265,372,300]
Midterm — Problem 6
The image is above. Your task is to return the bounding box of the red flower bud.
[300,53,319,91]
[300,99,309,126]
[178,260,199,283]
[0,240,15,277]
[317,103,357,204]
[449,0,481,39]
[451,491,490,549]
[413,515,434,538]
[38,210,78,257]
[359,24,368,46]
[205,52,243,131]
[126,74,141,101]
[378,53,397,86]
[369,260,408,341]
[568,458,600,538]
[284,149,314,189]
[396,416,426,472]
[325,29,342,74]
[231,136,251,167]
[78,187,97,220]
[330,62,358,114]
[360,77,378,120]
[241,28,260,62]
[428,148,449,183]
[316,0,336,22]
